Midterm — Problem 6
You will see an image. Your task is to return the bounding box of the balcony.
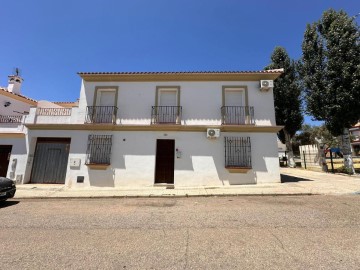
[37,108,72,116]
[30,108,73,124]
[151,106,182,125]
[0,115,23,123]
[221,106,254,125]
[85,106,118,124]
[0,115,24,133]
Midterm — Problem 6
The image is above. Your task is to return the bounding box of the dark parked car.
[0,177,16,201]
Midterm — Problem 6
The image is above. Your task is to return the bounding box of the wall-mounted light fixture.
[4,101,11,107]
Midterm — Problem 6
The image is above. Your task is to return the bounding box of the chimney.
[7,74,23,95]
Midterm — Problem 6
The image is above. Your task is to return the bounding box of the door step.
[153,184,175,189]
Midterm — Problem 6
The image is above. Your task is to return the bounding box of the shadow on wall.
[88,167,115,187]
[182,138,272,185]
[83,132,276,187]
[175,151,194,171]
[177,143,261,185]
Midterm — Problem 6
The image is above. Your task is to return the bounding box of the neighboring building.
[0,74,37,179]
[15,70,283,187]
[0,72,76,181]
[349,122,360,156]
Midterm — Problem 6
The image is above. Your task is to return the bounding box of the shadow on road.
[0,200,20,209]
[281,174,313,183]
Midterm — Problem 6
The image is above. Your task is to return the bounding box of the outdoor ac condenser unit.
[260,80,274,91]
[207,128,220,139]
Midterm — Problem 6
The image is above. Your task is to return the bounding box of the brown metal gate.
[30,138,71,184]
[0,145,12,177]
[155,139,175,184]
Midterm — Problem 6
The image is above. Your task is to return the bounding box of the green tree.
[301,9,360,173]
[266,47,303,167]
[294,124,339,147]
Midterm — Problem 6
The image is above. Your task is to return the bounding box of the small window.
[85,135,112,165]
[224,137,252,168]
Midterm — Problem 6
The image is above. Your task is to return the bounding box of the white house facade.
[0,74,37,180]
[0,72,78,182]
[2,70,283,187]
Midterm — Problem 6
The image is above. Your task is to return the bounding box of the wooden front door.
[155,139,175,184]
[0,145,12,177]
[30,138,71,184]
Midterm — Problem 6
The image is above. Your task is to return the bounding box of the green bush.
[336,166,354,175]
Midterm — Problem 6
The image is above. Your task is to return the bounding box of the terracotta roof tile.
[53,101,76,104]
[78,69,284,75]
[0,87,37,103]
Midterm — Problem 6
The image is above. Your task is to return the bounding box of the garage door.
[30,138,71,184]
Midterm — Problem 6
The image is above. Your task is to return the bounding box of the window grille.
[85,135,112,165]
[224,136,252,168]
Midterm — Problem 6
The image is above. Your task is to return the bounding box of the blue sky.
[1,0,359,125]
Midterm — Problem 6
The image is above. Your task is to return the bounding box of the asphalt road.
[1,196,360,270]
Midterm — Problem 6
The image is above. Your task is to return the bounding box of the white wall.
[0,138,28,182]
[0,94,33,116]
[24,130,280,187]
[79,81,276,126]
[7,79,279,187]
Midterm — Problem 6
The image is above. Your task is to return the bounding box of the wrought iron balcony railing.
[221,106,254,125]
[36,108,72,116]
[0,115,23,123]
[85,106,118,124]
[151,106,182,124]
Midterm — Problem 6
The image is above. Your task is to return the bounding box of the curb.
[13,192,318,199]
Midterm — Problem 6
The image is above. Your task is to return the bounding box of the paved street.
[1,196,360,270]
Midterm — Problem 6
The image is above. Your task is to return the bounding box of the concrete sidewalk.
[13,168,360,199]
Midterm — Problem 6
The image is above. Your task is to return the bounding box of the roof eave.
[78,71,283,82]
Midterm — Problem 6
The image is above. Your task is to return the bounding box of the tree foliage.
[294,124,339,147]
[301,9,360,136]
[265,47,303,143]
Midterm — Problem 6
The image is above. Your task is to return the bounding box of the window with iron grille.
[85,135,112,165]
[224,136,252,168]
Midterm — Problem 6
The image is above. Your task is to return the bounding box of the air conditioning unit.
[260,80,274,91]
[207,128,220,139]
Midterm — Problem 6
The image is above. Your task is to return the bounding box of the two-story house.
[20,70,283,187]
[0,72,79,182]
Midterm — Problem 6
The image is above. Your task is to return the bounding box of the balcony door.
[224,88,246,124]
[94,89,116,123]
[158,89,178,123]
[225,89,244,107]
[96,90,116,107]
[159,90,177,107]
